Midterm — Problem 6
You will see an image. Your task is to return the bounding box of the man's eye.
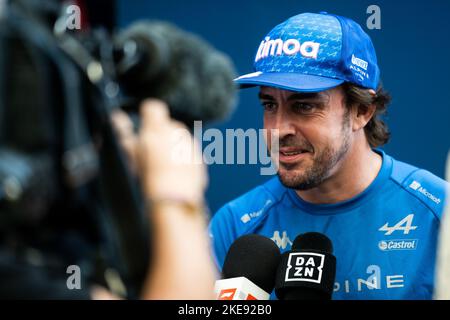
[293,102,315,114]
[261,102,277,112]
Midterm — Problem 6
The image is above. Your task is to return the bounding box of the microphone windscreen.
[292,232,334,253]
[116,20,238,128]
[222,234,280,293]
[275,232,336,300]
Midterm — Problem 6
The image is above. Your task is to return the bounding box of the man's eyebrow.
[258,93,275,101]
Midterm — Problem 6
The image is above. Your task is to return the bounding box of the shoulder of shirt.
[388,153,449,221]
[211,176,288,234]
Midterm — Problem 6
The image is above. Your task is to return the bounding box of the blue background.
[117,0,450,215]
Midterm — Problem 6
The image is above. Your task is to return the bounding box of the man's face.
[260,86,352,190]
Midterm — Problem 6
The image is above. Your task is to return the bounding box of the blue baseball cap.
[235,12,380,92]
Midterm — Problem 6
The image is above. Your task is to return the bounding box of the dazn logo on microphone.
[285,253,325,283]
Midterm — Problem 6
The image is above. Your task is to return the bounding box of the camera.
[0,0,236,298]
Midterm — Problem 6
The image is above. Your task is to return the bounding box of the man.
[209,12,449,299]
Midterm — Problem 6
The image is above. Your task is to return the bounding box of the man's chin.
[277,168,321,191]
[278,170,305,188]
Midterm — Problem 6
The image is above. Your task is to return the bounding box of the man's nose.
[274,107,296,138]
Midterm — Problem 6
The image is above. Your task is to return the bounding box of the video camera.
[0,0,236,299]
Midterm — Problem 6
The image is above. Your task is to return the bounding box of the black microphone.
[275,232,336,300]
[215,234,281,300]
[114,20,238,129]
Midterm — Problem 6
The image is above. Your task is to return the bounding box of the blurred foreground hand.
[99,99,216,300]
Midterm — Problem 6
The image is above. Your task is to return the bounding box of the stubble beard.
[277,113,352,191]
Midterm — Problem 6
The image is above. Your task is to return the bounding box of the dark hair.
[342,82,392,148]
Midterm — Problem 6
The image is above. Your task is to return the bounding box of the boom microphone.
[275,232,336,300]
[215,234,281,300]
[114,20,238,128]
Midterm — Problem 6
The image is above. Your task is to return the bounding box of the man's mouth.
[278,147,311,163]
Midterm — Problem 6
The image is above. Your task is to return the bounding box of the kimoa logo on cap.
[255,36,320,62]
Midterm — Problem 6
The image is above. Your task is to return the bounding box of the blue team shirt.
[209,150,449,299]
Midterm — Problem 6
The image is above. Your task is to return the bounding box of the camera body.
[0,0,236,298]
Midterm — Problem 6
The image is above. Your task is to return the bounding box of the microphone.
[114,20,238,129]
[215,234,281,300]
[275,232,336,300]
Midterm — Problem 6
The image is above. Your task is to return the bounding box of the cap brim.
[234,72,345,92]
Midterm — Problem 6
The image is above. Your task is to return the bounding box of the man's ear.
[352,103,376,131]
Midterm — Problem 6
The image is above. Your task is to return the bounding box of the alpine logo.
[379,214,418,235]
[409,180,441,204]
[333,265,405,293]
